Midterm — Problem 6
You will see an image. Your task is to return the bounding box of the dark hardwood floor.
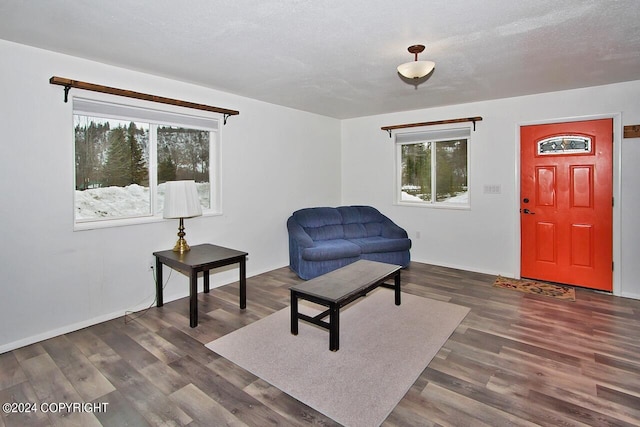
[1,262,639,426]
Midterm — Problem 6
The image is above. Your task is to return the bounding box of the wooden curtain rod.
[381,116,483,137]
[49,76,239,124]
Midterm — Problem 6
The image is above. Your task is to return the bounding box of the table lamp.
[163,180,203,253]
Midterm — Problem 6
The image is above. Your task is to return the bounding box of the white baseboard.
[409,257,510,278]
[620,291,640,300]
[0,308,134,355]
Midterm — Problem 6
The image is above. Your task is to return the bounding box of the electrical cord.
[124,265,172,324]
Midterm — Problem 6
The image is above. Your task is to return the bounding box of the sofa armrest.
[380,219,409,239]
[287,217,314,247]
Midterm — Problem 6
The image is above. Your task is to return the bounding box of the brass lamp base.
[172,218,191,253]
[173,238,191,253]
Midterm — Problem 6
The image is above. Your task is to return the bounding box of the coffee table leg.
[395,270,401,306]
[329,303,339,351]
[290,291,299,335]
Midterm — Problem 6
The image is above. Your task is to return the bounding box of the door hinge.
[612,197,615,207]
[612,261,614,271]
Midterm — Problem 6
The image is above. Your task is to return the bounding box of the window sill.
[73,210,222,231]
[395,201,471,210]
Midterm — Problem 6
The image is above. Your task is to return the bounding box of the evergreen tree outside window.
[103,121,149,188]
[72,98,219,228]
[396,127,470,207]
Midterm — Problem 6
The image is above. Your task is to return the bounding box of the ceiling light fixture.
[397,44,435,79]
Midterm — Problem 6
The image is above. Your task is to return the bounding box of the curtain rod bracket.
[223,113,230,125]
[63,85,71,103]
[387,129,392,138]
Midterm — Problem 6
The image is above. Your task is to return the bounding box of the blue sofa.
[287,205,411,279]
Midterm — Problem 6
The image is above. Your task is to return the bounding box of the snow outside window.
[73,98,220,229]
[395,127,470,208]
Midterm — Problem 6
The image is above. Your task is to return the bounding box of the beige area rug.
[206,288,470,427]
[494,276,576,301]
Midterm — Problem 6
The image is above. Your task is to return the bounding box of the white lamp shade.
[163,180,203,219]
[397,60,435,79]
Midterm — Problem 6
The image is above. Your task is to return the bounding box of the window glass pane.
[156,126,211,212]
[537,135,591,155]
[435,139,468,203]
[401,142,432,202]
[74,116,150,220]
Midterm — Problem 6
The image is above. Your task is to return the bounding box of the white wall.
[341,80,640,299]
[0,40,342,352]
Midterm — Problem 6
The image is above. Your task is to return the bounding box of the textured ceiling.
[1,0,639,119]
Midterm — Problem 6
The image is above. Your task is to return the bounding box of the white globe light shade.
[397,60,435,79]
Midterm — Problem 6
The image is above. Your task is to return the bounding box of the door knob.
[522,208,535,214]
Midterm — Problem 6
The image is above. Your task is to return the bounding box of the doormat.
[493,276,576,301]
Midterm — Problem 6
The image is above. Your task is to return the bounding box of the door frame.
[514,113,622,295]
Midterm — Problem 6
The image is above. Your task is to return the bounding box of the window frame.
[72,96,222,231]
[394,125,471,209]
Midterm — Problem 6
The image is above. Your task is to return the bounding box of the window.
[73,98,220,228]
[537,135,591,155]
[395,127,470,207]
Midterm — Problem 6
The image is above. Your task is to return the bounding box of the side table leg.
[329,303,339,351]
[239,256,247,309]
[290,291,299,335]
[395,270,401,306]
[155,257,163,307]
[190,269,198,327]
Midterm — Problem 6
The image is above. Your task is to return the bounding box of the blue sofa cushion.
[305,224,344,241]
[293,207,343,228]
[343,223,366,238]
[349,236,412,254]
[291,206,346,241]
[338,205,385,224]
[343,222,384,238]
[364,222,383,237]
[302,239,362,261]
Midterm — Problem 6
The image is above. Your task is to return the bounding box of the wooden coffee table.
[289,260,402,351]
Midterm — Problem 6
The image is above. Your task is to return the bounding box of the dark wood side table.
[153,243,248,327]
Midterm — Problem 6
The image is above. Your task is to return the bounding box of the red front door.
[520,119,613,291]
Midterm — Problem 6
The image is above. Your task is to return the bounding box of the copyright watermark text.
[3,402,109,414]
